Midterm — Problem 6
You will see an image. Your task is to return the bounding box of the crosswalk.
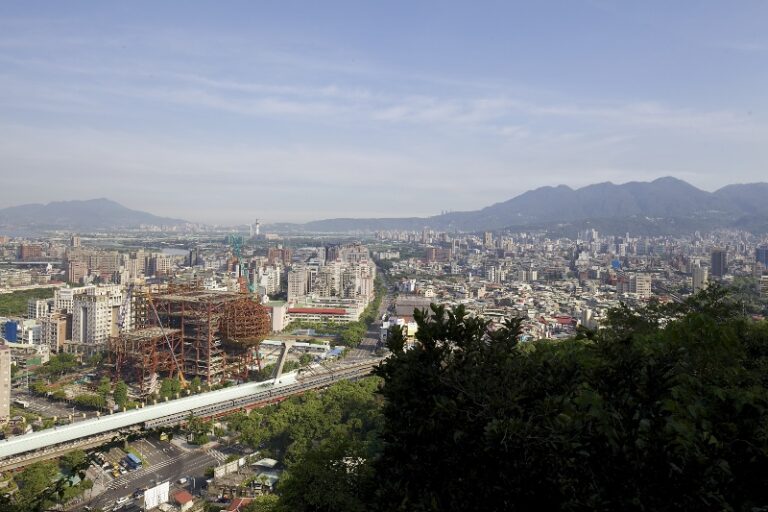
[206,448,228,463]
[106,453,185,490]
[105,449,224,491]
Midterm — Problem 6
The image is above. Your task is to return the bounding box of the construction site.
[109,285,271,395]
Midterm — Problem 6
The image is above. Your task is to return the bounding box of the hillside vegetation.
[256,285,768,512]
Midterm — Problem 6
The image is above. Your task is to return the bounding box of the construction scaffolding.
[109,288,271,393]
[110,327,183,395]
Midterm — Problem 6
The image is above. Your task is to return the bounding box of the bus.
[125,453,142,470]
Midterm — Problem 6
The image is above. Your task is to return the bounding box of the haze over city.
[2,1,767,223]
[4,3,768,512]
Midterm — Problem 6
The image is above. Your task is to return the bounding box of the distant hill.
[298,177,768,233]
[0,198,187,230]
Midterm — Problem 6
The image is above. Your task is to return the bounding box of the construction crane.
[145,288,187,389]
[227,234,257,294]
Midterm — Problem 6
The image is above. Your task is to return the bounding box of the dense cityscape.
[1,220,767,510]
[4,1,768,511]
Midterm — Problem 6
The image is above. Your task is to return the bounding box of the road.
[347,283,394,360]
[12,389,94,422]
[82,439,220,512]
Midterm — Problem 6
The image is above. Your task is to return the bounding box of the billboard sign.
[144,481,170,509]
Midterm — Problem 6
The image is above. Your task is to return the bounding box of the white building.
[71,285,130,345]
[27,298,52,319]
[54,286,94,314]
[692,265,708,293]
[0,345,10,423]
[287,268,308,302]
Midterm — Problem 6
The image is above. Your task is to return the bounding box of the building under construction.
[110,288,271,395]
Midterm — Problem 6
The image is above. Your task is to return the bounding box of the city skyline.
[2,1,767,223]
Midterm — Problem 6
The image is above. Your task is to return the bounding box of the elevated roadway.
[0,358,381,470]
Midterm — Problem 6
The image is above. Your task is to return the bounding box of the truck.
[125,453,142,470]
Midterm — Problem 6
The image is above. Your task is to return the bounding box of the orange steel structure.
[110,287,271,392]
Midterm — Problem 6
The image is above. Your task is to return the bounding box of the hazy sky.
[1,1,766,224]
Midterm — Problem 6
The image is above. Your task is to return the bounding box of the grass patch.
[126,446,147,464]
[0,287,56,316]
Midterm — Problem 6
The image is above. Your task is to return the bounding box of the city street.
[82,439,220,512]
[347,290,393,359]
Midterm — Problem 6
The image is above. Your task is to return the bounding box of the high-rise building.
[71,285,129,346]
[54,285,92,313]
[484,231,493,248]
[41,312,68,352]
[287,268,308,302]
[692,265,708,293]
[756,245,768,267]
[27,299,51,319]
[0,345,10,423]
[19,244,42,261]
[268,247,292,266]
[70,234,81,248]
[631,274,652,298]
[148,254,173,276]
[617,273,652,298]
[66,260,88,284]
[711,248,727,278]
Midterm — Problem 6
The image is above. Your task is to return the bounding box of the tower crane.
[227,234,257,293]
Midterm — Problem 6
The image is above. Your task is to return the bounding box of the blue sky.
[1,1,766,223]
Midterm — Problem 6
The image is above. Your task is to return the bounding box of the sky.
[1,1,767,224]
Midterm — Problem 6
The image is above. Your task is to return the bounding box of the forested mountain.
[0,198,186,230]
[300,177,768,233]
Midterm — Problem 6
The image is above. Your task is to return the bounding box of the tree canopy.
[372,285,768,511]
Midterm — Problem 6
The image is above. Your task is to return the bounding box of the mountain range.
[299,177,768,233]
[2,177,767,235]
[0,198,186,231]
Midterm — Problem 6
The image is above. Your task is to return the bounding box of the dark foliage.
[372,286,768,511]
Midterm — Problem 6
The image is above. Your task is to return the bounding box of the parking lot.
[83,438,218,512]
[11,389,90,420]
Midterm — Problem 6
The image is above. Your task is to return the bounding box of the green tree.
[186,414,211,445]
[371,289,768,511]
[190,376,203,393]
[59,449,87,473]
[30,380,50,395]
[113,380,128,408]
[73,393,106,409]
[242,494,281,512]
[12,460,58,510]
[96,376,111,397]
[279,437,372,512]
[160,377,181,399]
[37,353,79,378]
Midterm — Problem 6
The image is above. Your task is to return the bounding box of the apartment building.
[0,345,10,423]
[27,298,52,319]
[71,285,130,346]
[40,312,68,352]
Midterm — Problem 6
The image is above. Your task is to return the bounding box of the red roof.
[172,489,194,504]
[227,498,253,511]
[288,307,347,315]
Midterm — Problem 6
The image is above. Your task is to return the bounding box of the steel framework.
[110,287,271,389]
